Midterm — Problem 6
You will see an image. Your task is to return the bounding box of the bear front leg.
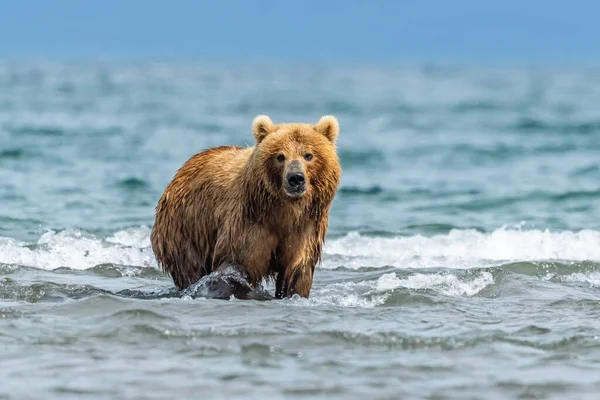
[287,263,314,298]
[275,235,317,299]
[275,259,314,299]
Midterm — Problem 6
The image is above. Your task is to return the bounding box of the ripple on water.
[0,148,26,159]
[115,177,151,190]
[513,117,600,135]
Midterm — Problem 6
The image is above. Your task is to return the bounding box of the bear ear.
[252,115,275,143]
[314,115,339,143]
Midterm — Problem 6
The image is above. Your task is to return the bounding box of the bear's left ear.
[252,115,275,143]
[314,115,339,143]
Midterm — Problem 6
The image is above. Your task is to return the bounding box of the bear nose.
[287,172,305,187]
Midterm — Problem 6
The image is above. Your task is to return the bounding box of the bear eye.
[304,153,313,161]
[276,154,285,162]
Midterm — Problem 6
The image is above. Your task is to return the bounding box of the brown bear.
[150,115,341,299]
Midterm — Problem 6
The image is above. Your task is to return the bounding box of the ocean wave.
[372,271,494,297]
[0,270,493,307]
[1,226,600,272]
[551,271,600,287]
[284,270,495,309]
[0,227,155,270]
[324,227,600,269]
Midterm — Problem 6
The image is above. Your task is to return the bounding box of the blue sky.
[0,0,598,63]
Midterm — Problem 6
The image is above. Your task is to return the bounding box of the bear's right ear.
[252,115,275,143]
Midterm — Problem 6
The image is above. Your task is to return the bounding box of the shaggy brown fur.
[150,115,342,298]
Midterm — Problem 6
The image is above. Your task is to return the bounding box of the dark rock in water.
[182,265,274,301]
[112,265,274,301]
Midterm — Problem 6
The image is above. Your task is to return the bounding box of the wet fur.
[150,116,341,298]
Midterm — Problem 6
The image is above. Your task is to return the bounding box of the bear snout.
[284,161,307,197]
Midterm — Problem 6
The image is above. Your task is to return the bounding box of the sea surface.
[1,60,600,399]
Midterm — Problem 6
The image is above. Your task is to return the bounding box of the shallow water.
[2,60,600,399]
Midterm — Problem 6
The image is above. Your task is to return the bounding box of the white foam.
[301,290,387,308]
[559,272,600,287]
[0,228,157,270]
[283,281,388,308]
[105,226,152,248]
[281,271,493,309]
[373,271,494,297]
[1,226,599,272]
[323,228,600,269]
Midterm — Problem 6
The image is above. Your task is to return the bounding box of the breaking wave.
[324,227,600,269]
[1,226,599,272]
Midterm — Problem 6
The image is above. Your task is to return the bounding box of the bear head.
[250,115,341,204]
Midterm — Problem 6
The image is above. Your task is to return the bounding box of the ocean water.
[1,60,600,399]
